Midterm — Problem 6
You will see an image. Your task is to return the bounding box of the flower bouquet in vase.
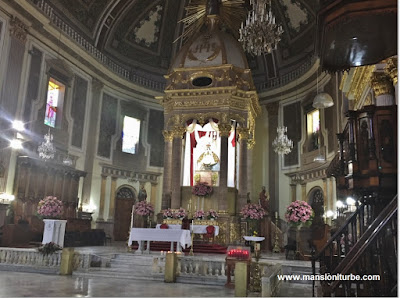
[173,208,187,220]
[37,196,63,219]
[206,209,218,220]
[285,200,313,228]
[133,201,154,228]
[194,210,205,220]
[162,208,174,219]
[240,203,266,236]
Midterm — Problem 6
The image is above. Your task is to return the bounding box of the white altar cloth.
[128,228,191,254]
[156,224,219,236]
[42,219,67,247]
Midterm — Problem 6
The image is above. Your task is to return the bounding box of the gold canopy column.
[161,131,173,210]
[237,127,249,213]
[384,57,398,104]
[371,72,395,106]
[171,127,185,209]
[218,123,231,211]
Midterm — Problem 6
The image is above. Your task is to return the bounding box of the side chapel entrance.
[113,186,136,241]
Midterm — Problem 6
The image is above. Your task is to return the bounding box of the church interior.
[0,0,397,297]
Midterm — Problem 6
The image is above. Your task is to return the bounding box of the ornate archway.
[113,185,136,241]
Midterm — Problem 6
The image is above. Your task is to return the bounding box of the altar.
[156,224,220,236]
[128,228,191,254]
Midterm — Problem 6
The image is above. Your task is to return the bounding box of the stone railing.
[153,255,227,284]
[0,248,61,268]
[72,252,91,271]
[261,263,282,297]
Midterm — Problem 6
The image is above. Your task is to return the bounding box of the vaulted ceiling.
[46,0,318,88]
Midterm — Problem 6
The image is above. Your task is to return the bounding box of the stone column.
[237,127,249,213]
[384,57,398,104]
[247,139,255,201]
[290,184,297,202]
[170,127,185,209]
[301,183,307,201]
[82,79,104,205]
[97,174,107,221]
[322,178,328,207]
[266,102,279,213]
[371,72,395,106]
[150,182,157,209]
[161,131,173,210]
[0,17,27,188]
[107,176,117,221]
[218,123,231,211]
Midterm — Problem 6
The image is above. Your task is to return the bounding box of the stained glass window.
[122,116,141,154]
[45,78,64,127]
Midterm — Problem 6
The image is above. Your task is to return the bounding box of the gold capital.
[237,127,249,140]
[162,130,173,142]
[218,124,231,137]
[371,72,394,97]
[172,126,186,138]
[384,57,398,86]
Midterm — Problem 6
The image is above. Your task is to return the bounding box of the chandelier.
[239,0,283,56]
[38,129,56,160]
[272,126,293,155]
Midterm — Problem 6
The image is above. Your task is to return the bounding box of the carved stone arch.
[116,185,137,199]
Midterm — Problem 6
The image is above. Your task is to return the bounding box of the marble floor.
[0,242,313,297]
[0,271,312,297]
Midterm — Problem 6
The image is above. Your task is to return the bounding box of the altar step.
[73,253,162,281]
[130,241,227,254]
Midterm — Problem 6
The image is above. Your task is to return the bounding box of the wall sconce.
[0,193,15,204]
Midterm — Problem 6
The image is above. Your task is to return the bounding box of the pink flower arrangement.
[194,210,205,219]
[240,203,266,220]
[37,196,63,219]
[134,201,154,216]
[285,200,313,226]
[206,209,218,219]
[173,208,187,219]
[192,182,213,197]
[162,208,174,219]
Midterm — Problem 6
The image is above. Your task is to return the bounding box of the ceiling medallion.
[272,126,293,155]
[239,0,283,56]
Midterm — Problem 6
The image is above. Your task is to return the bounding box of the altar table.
[156,224,219,236]
[128,228,191,254]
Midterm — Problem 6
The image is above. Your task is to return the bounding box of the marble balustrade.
[0,248,61,268]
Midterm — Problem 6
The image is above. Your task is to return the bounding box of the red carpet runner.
[130,241,227,254]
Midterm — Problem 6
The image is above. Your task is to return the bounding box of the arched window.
[116,187,135,199]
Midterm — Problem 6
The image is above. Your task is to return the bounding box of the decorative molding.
[345,66,375,103]
[10,17,28,42]
[384,57,398,85]
[371,72,394,97]
[237,127,249,140]
[101,164,161,183]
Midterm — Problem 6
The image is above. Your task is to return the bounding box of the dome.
[170,24,249,71]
